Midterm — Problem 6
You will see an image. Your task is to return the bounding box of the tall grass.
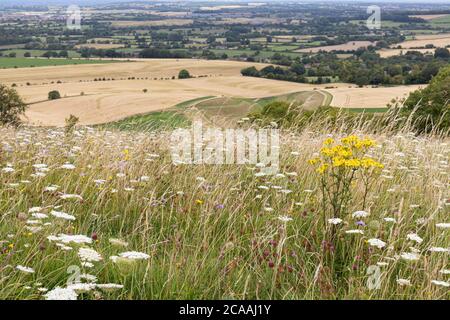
[0,114,448,299]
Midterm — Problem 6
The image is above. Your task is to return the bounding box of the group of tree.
[242,48,450,86]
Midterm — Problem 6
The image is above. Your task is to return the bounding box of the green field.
[0,57,119,69]
[0,49,81,58]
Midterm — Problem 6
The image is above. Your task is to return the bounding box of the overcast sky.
[1,0,449,6]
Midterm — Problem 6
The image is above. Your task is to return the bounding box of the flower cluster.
[309,135,383,174]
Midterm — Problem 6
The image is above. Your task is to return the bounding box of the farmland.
[0,59,421,126]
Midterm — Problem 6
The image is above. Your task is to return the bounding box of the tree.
[0,84,27,126]
[178,69,191,79]
[434,47,450,59]
[403,65,450,132]
[48,90,61,100]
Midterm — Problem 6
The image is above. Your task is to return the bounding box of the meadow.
[0,114,448,300]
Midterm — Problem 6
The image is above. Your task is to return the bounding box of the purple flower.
[215,204,225,209]
[356,220,366,227]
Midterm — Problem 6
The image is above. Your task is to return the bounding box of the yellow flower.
[323,138,334,145]
[195,199,204,205]
[308,158,320,165]
[316,164,329,174]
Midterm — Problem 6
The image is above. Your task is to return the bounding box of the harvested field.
[296,41,375,53]
[328,85,424,108]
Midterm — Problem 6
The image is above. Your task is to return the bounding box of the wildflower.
[28,207,42,213]
[436,223,450,229]
[278,215,293,223]
[376,262,388,267]
[352,211,369,219]
[48,234,92,245]
[60,194,83,201]
[96,284,124,291]
[406,233,423,244]
[32,213,48,219]
[60,164,76,170]
[428,247,449,253]
[1,167,15,173]
[118,251,150,260]
[195,199,204,205]
[367,238,386,249]
[439,269,450,275]
[44,287,78,300]
[44,185,59,192]
[396,279,411,286]
[328,218,343,225]
[345,229,364,235]
[67,283,96,293]
[78,247,102,262]
[431,280,449,287]
[400,252,420,261]
[16,265,35,274]
[50,210,76,221]
[383,217,396,223]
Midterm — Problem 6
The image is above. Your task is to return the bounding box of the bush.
[178,69,191,79]
[48,90,61,100]
[0,84,27,126]
[403,65,450,133]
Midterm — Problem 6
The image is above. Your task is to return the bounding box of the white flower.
[431,280,449,287]
[376,262,389,267]
[28,207,42,213]
[2,167,15,173]
[328,218,343,225]
[400,252,420,261]
[44,287,78,300]
[439,269,450,275]
[50,210,76,221]
[345,229,364,235]
[48,234,92,244]
[367,238,386,249]
[428,247,449,253]
[383,217,396,223]
[352,210,369,219]
[32,213,48,219]
[96,283,124,291]
[396,278,411,286]
[44,185,59,192]
[407,233,423,244]
[60,164,76,170]
[436,223,450,229]
[118,251,150,260]
[67,283,96,293]
[60,194,83,200]
[16,265,35,274]
[78,247,102,262]
[278,215,293,223]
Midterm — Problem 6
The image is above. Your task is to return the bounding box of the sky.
[1,0,449,5]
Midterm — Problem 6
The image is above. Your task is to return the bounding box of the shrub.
[0,83,27,126]
[402,65,450,133]
[178,69,191,79]
[48,90,61,100]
